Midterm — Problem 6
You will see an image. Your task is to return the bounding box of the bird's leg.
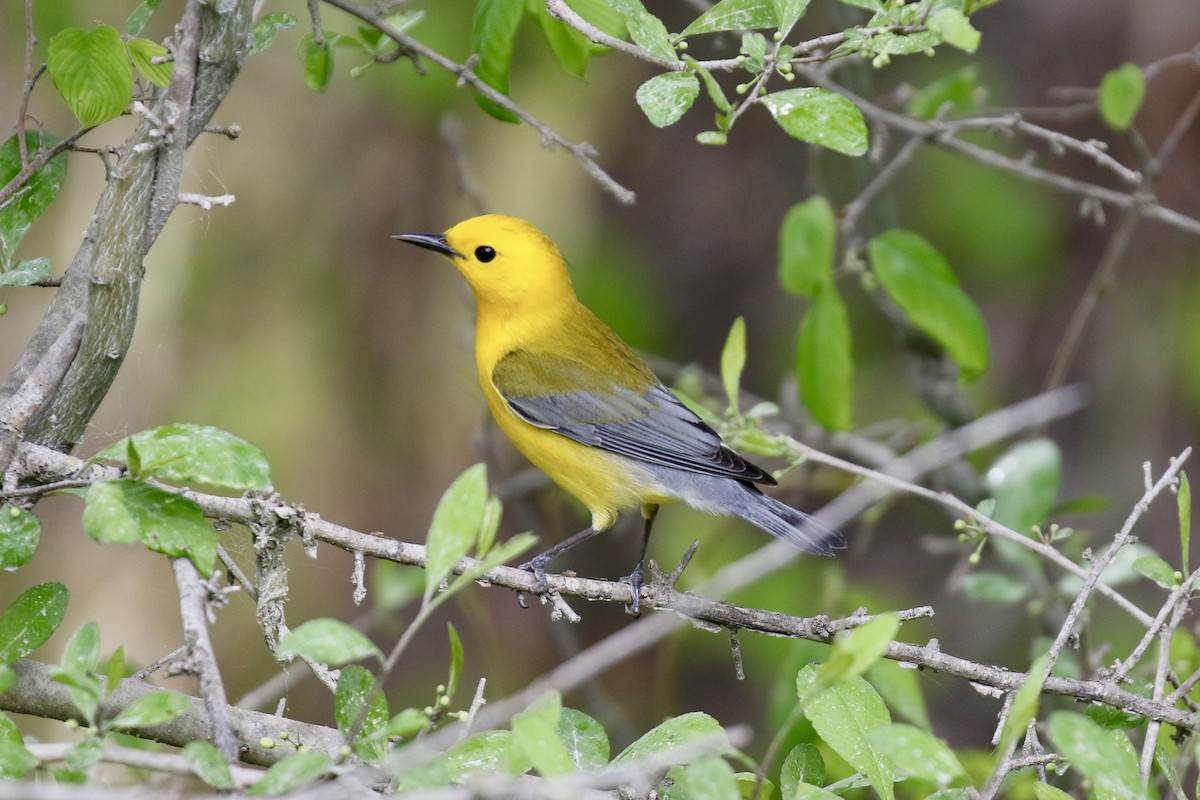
[620,505,658,616]
[519,525,603,594]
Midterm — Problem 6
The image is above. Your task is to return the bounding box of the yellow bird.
[396,215,842,613]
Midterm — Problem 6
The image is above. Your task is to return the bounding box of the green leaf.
[908,66,979,120]
[1046,712,1140,800]
[796,667,894,800]
[446,622,465,701]
[1133,555,1179,589]
[252,13,298,56]
[298,33,334,92]
[0,712,39,778]
[0,131,68,270]
[961,571,1031,605]
[606,0,676,61]
[721,317,747,414]
[665,755,739,799]
[759,88,868,156]
[557,707,609,771]
[0,505,40,569]
[681,0,778,36]
[1179,471,1190,573]
[868,229,990,379]
[335,664,388,763]
[775,0,812,36]
[47,26,133,126]
[470,0,525,122]
[796,281,853,431]
[997,654,1049,756]
[636,72,700,128]
[868,723,965,785]
[512,692,574,777]
[249,749,331,796]
[126,0,161,37]
[96,424,272,491]
[1099,63,1145,131]
[780,743,824,797]
[865,659,930,730]
[387,707,431,739]
[927,9,980,53]
[984,438,1061,533]
[276,618,382,666]
[425,463,489,601]
[63,737,102,771]
[1085,701,1145,731]
[1032,782,1075,800]
[442,730,525,781]
[0,665,14,695]
[813,614,898,689]
[108,691,190,730]
[184,741,234,790]
[529,0,591,77]
[685,57,731,114]
[0,582,68,663]
[792,785,843,800]
[697,131,728,146]
[127,38,173,87]
[82,479,217,577]
[0,258,52,287]
[56,621,101,725]
[779,196,835,298]
[106,646,127,697]
[613,712,729,766]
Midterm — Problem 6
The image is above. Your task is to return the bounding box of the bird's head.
[395,215,577,314]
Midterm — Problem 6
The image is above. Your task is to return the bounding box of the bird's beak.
[392,232,462,258]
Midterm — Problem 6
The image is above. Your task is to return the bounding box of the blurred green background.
[3,0,1199,757]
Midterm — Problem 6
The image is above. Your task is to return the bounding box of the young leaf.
[983,438,1061,533]
[636,72,700,127]
[997,654,1049,756]
[0,712,39,778]
[759,88,868,156]
[866,659,930,730]
[82,479,217,577]
[681,0,778,36]
[127,38,173,87]
[108,691,190,730]
[424,463,489,601]
[1032,782,1074,800]
[106,646,128,697]
[298,34,334,92]
[528,1,591,78]
[512,692,574,778]
[908,66,979,120]
[684,57,731,114]
[248,750,332,796]
[796,281,853,431]
[184,741,235,790]
[557,708,610,771]
[1133,555,1179,589]
[276,618,382,666]
[0,582,69,663]
[776,0,812,36]
[721,316,747,414]
[251,13,298,55]
[867,723,965,786]
[63,737,102,771]
[666,755,739,799]
[126,0,162,37]
[469,0,525,122]
[0,666,13,696]
[612,712,729,766]
[56,621,101,725]
[47,26,133,126]
[0,505,40,569]
[868,229,989,379]
[927,9,980,53]
[446,622,464,701]
[1179,471,1190,573]
[1045,712,1140,800]
[796,666,894,800]
[813,613,899,688]
[0,131,68,269]
[779,196,836,298]
[606,0,677,61]
[780,743,825,797]
[335,664,389,763]
[1099,63,1145,131]
[95,424,272,492]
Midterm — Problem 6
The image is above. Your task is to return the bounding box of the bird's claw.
[517,556,551,607]
[619,563,646,617]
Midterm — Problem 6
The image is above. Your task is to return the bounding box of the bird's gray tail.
[734,485,844,555]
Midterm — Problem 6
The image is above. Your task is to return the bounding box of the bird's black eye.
[475,245,496,263]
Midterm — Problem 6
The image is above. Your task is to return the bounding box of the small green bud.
[735,55,746,64]
[758,85,767,95]
[278,731,290,741]
[773,31,783,42]
[339,745,352,758]
[260,737,275,749]
[8,506,19,518]
[676,40,688,51]
[735,84,748,95]
[65,718,79,731]
[783,71,796,82]
[968,551,981,565]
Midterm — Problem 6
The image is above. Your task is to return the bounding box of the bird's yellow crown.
[442,215,577,316]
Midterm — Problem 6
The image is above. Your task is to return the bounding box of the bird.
[395,215,843,614]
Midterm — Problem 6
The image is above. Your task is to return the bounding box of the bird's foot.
[516,554,551,608]
[619,562,646,617]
